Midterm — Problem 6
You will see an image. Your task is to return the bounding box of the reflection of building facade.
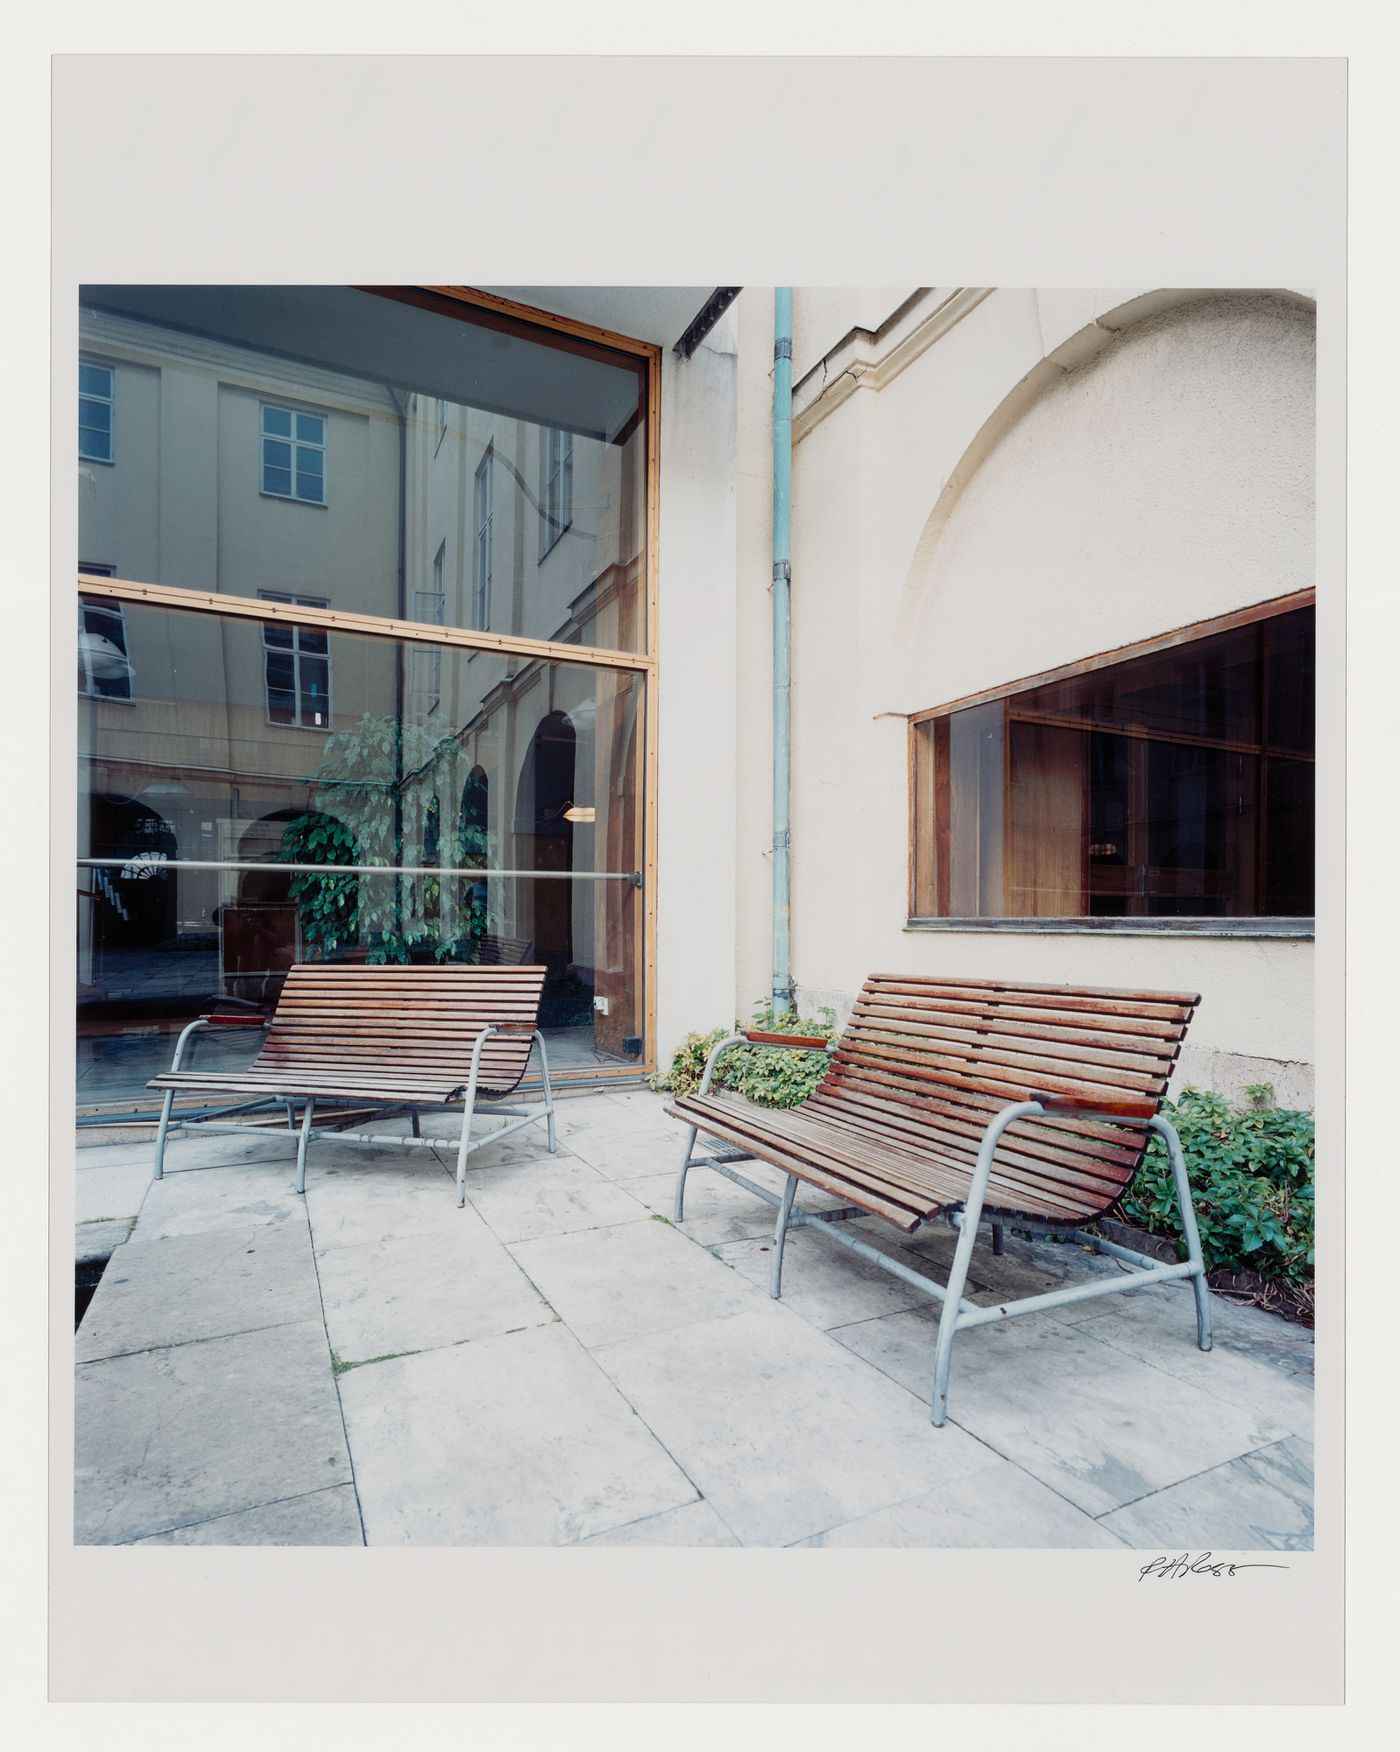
[77,289,650,1092]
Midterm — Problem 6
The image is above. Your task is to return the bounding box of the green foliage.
[649,1003,839,1108]
[1119,1084,1314,1285]
[278,712,497,963]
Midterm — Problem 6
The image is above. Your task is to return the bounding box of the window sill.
[260,490,327,509]
[904,916,1315,939]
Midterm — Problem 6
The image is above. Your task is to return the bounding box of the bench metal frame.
[674,1034,1211,1426]
[152,1014,557,1206]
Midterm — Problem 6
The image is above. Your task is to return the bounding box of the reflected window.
[911,601,1315,922]
[259,593,332,727]
[78,580,132,701]
[541,427,572,555]
[261,404,326,504]
[79,362,113,463]
[410,572,445,713]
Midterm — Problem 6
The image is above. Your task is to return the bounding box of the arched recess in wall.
[891,290,1317,712]
[514,712,577,989]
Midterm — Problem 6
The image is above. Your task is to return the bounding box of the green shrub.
[1118,1084,1314,1285]
[650,1003,839,1108]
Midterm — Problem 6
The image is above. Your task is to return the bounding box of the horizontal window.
[910,600,1315,924]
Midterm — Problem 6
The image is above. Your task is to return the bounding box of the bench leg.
[930,1099,1042,1426]
[294,1098,316,1196]
[534,1029,557,1153]
[1151,1113,1213,1352]
[771,1174,798,1298]
[152,1088,176,1181]
[930,1209,982,1427]
[410,1110,421,1139]
[991,1218,1005,1256]
[673,1124,700,1222]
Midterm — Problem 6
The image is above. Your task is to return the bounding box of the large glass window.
[77,597,649,1104]
[77,286,655,1113]
[78,285,651,654]
[910,600,1314,923]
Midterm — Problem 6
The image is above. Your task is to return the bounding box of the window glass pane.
[80,427,113,463]
[1264,757,1315,914]
[262,622,294,648]
[80,363,111,396]
[78,598,648,1106]
[915,604,1313,921]
[299,657,330,724]
[80,286,650,653]
[81,398,112,433]
[264,651,296,720]
[298,626,329,655]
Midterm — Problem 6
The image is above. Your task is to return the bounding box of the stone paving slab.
[576,1499,740,1547]
[591,1304,1004,1547]
[509,1214,762,1350]
[305,1158,458,1253]
[77,1220,323,1363]
[315,1207,554,1364]
[132,1484,365,1546]
[564,1125,691,1181]
[76,1154,160,1227]
[795,1458,1128,1548]
[463,1151,649,1244]
[1065,1297,1314,1441]
[338,1323,699,1545]
[75,1319,351,1545]
[1099,1436,1314,1550]
[711,1228,937,1330]
[132,1161,308,1242]
[76,1217,135,1264]
[831,1307,1292,1517]
[624,1165,791,1246]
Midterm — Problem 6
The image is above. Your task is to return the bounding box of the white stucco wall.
[654,310,740,1062]
[734,288,1317,1104]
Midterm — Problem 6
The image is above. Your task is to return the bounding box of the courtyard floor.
[72,1087,1314,1549]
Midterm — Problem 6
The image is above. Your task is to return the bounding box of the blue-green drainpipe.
[772,288,794,1015]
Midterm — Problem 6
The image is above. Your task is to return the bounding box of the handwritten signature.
[1138,1552,1290,1581]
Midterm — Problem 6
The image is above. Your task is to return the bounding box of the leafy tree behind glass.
[278,713,495,964]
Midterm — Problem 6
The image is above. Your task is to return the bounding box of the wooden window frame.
[907,590,1316,937]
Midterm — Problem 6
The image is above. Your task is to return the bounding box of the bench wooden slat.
[147,963,547,1104]
[669,974,1194,1234]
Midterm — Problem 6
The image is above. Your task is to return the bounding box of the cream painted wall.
[732,288,1317,1102]
[654,309,741,1062]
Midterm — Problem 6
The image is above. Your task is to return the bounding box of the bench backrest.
[805,974,1198,1213]
[258,962,548,1095]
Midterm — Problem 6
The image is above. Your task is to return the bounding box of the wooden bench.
[148,963,556,1205]
[667,973,1213,1425]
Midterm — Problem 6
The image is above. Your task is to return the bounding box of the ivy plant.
[650,1002,839,1108]
[1118,1084,1315,1285]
